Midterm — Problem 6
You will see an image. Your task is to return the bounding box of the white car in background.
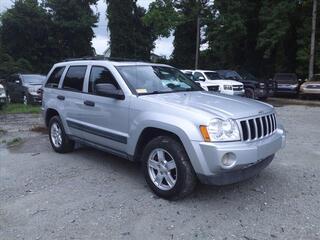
[183,70,245,96]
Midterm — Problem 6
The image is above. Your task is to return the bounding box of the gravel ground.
[0,104,320,240]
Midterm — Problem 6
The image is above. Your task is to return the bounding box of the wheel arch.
[45,108,60,127]
[132,127,184,162]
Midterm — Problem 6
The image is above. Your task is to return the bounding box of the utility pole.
[195,9,201,70]
[309,0,317,80]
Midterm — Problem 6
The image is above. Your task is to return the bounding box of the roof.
[55,59,170,68]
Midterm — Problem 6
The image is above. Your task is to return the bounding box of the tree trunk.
[309,0,317,80]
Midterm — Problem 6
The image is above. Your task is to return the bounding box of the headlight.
[259,83,265,88]
[28,88,38,95]
[200,118,241,142]
[223,85,233,90]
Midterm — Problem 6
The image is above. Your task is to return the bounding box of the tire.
[48,116,75,153]
[142,136,197,200]
[245,88,255,99]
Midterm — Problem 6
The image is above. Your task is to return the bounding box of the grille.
[239,113,277,141]
[233,85,243,91]
[207,86,219,92]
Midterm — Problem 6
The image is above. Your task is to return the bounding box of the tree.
[0,0,54,73]
[45,0,98,59]
[107,0,155,60]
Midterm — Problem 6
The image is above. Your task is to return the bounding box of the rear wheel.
[142,136,197,200]
[48,116,74,153]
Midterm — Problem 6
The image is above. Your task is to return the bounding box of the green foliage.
[0,0,98,77]
[143,0,179,38]
[107,0,155,60]
[0,103,41,114]
[0,0,53,74]
[45,0,98,59]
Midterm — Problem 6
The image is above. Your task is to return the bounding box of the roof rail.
[62,56,149,62]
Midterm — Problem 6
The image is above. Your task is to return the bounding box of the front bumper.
[255,88,269,98]
[28,94,42,104]
[190,127,286,185]
[0,96,6,104]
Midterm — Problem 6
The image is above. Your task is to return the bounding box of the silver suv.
[42,59,286,199]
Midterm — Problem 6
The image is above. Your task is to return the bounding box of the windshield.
[117,65,202,95]
[204,72,222,80]
[274,74,297,84]
[22,75,46,84]
[218,71,242,80]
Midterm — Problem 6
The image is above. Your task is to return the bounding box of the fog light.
[221,152,237,168]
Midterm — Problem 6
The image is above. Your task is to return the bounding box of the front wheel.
[48,116,75,153]
[142,136,197,200]
[245,88,255,99]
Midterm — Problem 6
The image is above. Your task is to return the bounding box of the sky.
[0,0,175,57]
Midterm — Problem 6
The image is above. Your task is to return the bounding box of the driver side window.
[89,66,120,95]
[194,72,205,81]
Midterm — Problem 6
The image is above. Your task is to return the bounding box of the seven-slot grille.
[233,85,243,91]
[239,113,277,141]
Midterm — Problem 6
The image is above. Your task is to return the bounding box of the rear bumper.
[190,126,286,185]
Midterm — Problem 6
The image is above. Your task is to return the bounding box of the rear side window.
[46,67,65,88]
[88,66,120,94]
[62,66,87,92]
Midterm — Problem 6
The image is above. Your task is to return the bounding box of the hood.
[302,81,320,86]
[141,91,273,119]
[24,83,42,90]
[205,79,243,86]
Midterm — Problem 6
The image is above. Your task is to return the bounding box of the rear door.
[79,65,130,153]
[59,65,89,139]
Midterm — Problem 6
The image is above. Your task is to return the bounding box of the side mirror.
[95,83,125,100]
[198,76,205,81]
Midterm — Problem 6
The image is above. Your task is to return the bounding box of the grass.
[6,137,23,147]
[0,103,41,114]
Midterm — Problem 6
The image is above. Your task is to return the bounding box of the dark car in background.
[216,70,270,100]
[5,74,46,105]
[274,73,300,96]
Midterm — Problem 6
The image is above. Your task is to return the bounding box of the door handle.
[57,95,65,101]
[84,100,95,107]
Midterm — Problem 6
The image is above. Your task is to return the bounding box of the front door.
[80,65,130,153]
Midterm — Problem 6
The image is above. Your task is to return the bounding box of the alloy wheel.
[50,122,62,148]
[148,148,177,191]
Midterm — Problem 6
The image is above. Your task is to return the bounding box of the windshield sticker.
[136,89,148,94]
